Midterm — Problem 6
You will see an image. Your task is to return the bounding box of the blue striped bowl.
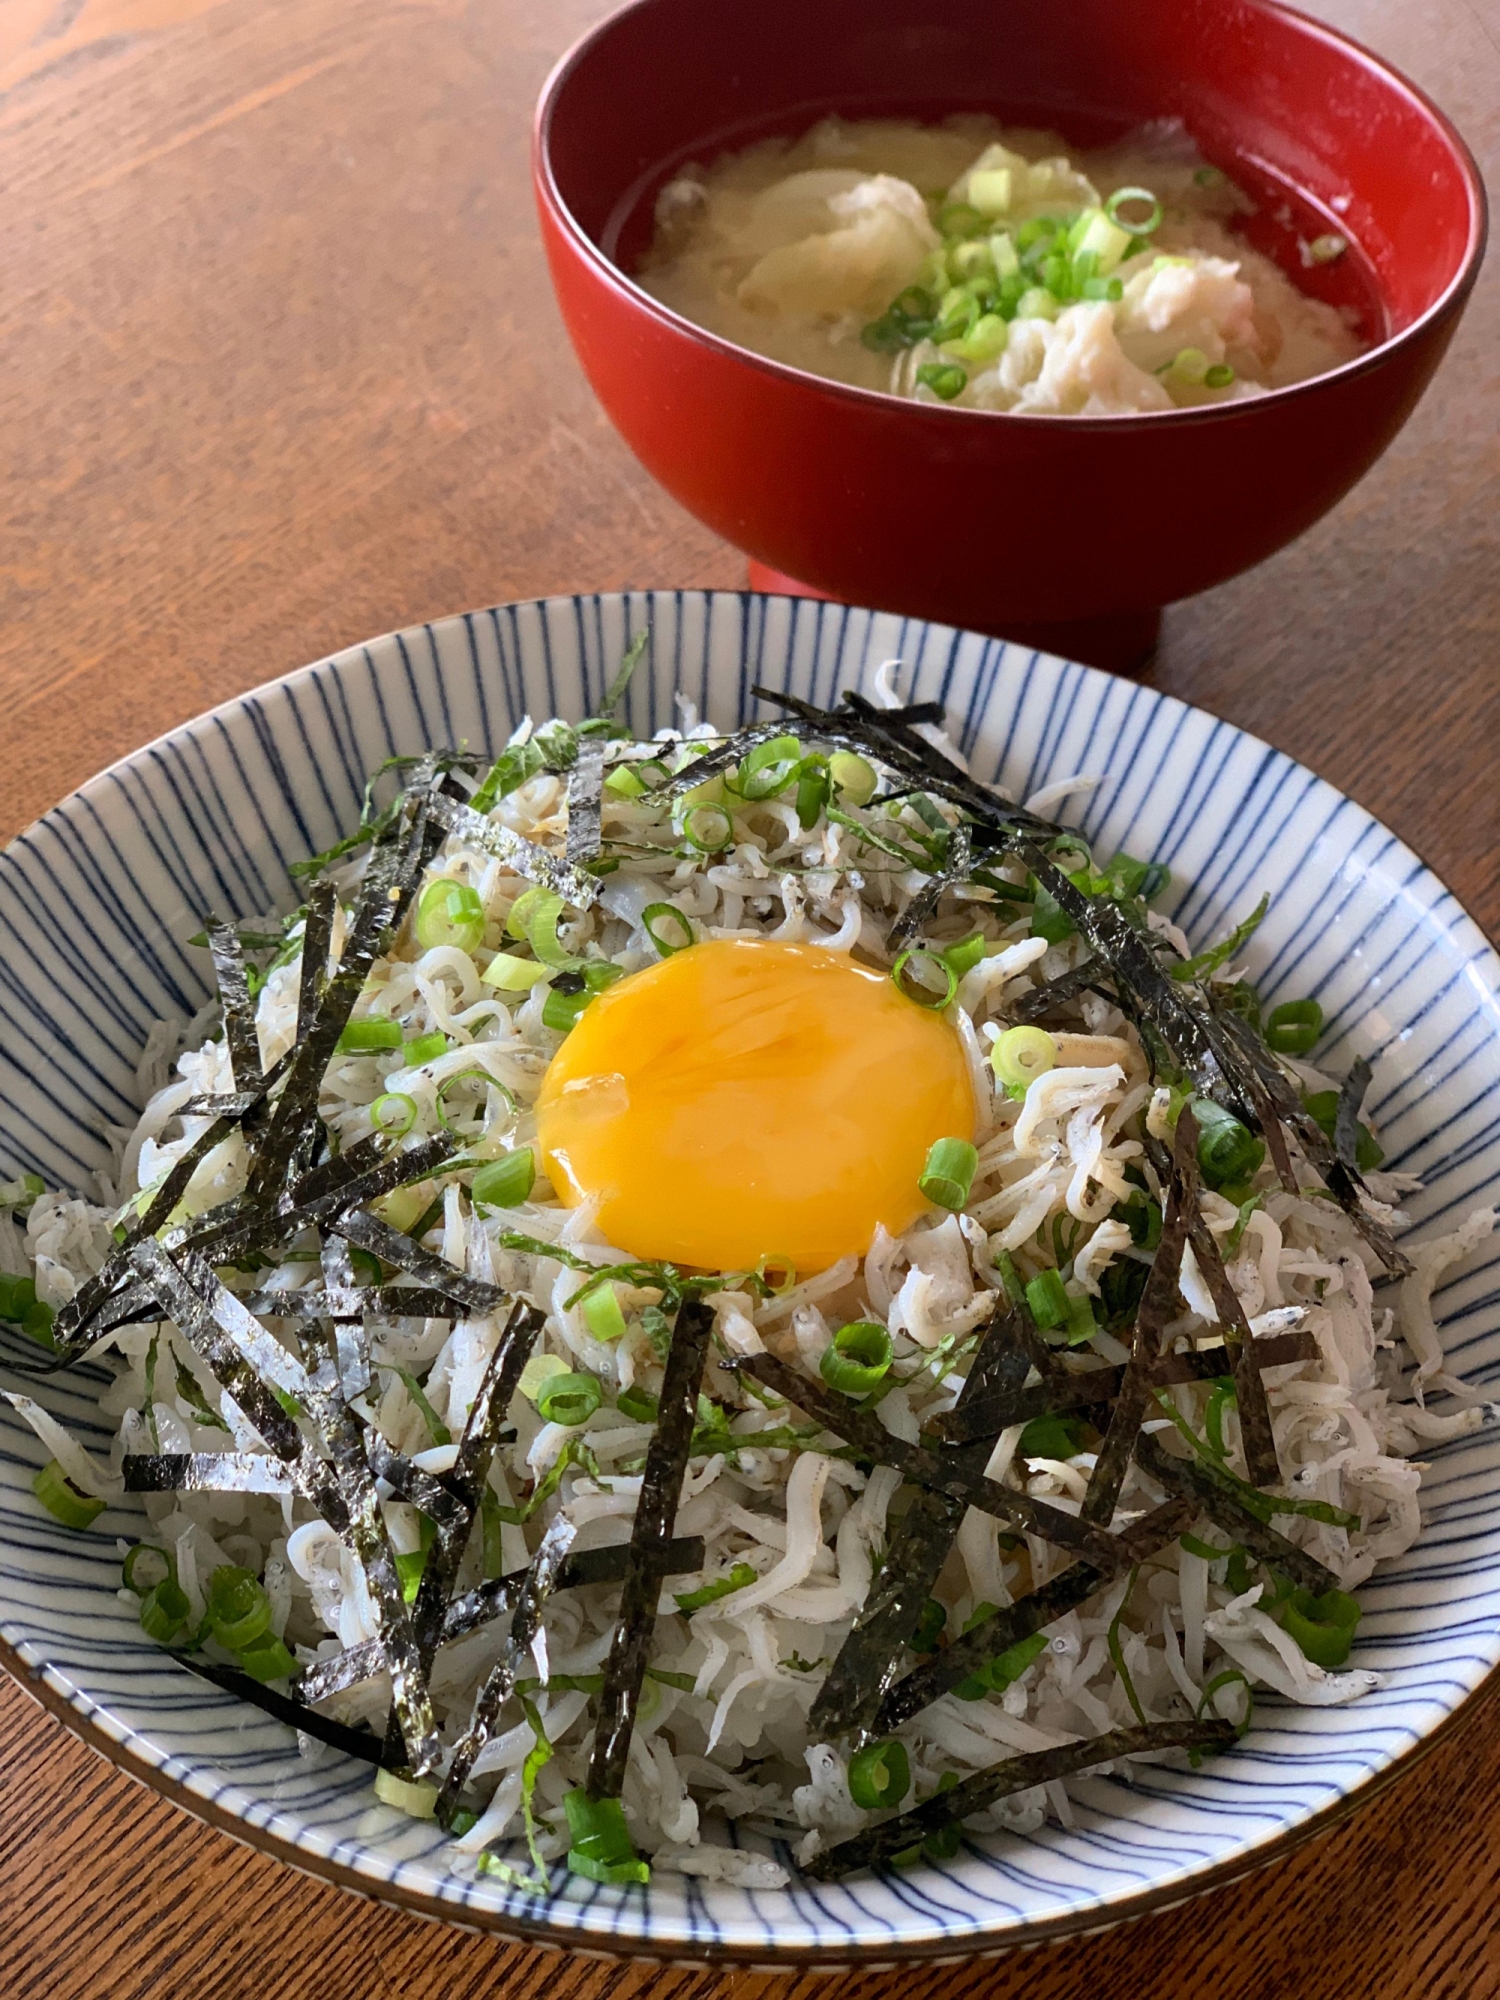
[2,592,1496,1963]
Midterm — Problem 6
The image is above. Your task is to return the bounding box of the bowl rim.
[532,0,1489,432]
[4,587,1500,1964]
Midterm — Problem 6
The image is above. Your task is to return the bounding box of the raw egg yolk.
[535,937,975,1274]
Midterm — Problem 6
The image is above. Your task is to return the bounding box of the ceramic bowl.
[2,592,1498,1962]
[534,0,1486,668]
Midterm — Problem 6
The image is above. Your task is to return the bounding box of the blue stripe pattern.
[0,592,1496,1960]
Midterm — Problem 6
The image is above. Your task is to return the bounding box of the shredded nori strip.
[804,1718,1236,1880]
[1005,958,1107,1024]
[362,1432,469,1523]
[290,1134,456,1229]
[436,1512,577,1823]
[1334,1054,1374,1171]
[726,1352,1117,1563]
[424,792,600,911]
[873,1497,1196,1733]
[171,1652,385,1765]
[1216,1009,1408,1275]
[587,1295,715,1799]
[122,1453,294,1494]
[931,1327,1316,1445]
[409,1302,541,1675]
[297,881,337,1042]
[237,1285,461,1323]
[295,1536,706,1706]
[565,741,606,864]
[330,1209,510,1318]
[298,1313,441,1773]
[1185,1213,1279,1487]
[129,1241,344,1522]
[205,917,262,1093]
[810,1304,1035,1743]
[885,822,974,952]
[1080,1109,1199,1526]
[1133,1430,1339,1593]
[319,1229,370,1401]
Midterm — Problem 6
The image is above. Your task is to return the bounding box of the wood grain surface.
[0,0,1496,1994]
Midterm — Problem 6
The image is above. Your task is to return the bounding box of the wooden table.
[1,1,1496,1994]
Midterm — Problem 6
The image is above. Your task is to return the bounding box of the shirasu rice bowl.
[3,658,1494,1892]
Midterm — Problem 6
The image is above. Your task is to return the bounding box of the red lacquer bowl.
[534,0,1485,668]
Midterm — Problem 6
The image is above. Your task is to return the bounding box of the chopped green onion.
[237,1634,297,1682]
[139,1575,192,1644]
[819,1320,893,1396]
[828,751,878,805]
[736,734,802,801]
[1306,233,1347,263]
[519,1353,570,1401]
[563,1791,650,1885]
[434,1066,511,1136]
[375,1768,439,1819]
[33,1458,105,1530]
[1166,346,1210,384]
[1303,1090,1384,1171]
[603,764,647,798]
[916,361,968,401]
[481,951,552,991]
[919,1136,978,1211]
[1193,1099,1266,1189]
[675,1561,759,1614]
[1279,1586,1361,1668]
[1015,286,1060,321]
[22,1299,54,1348]
[536,1370,602,1427]
[943,933,987,978]
[616,1385,659,1424]
[369,1092,417,1136]
[1204,363,1236,388]
[994,1247,1026,1304]
[581,1283,628,1343]
[1025,1267,1069,1330]
[794,755,831,828]
[541,984,589,1033]
[678,801,734,852]
[470,1148,535,1209]
[336,1018,402,1054]
[953,1628,1048,1702]
[122,1543,171,1596]
[414,877,484,953]
[848,1739,912,1811]
[400,1031,449,1067]
[1105,185,1163,235]
[910,1598,947,1653]
[991,1024,1057,1096]
[946,312,1007,363]
[0,1271,38,1323]
[891,948,957,1010]
[1194,165,1227,187]
[1265,998,1323,1055]
[1018,1411,1087,1460]
[1068,206,1134,274]
[937,201,987,238]
[207,1565,273,1653]
[518,889,582,971]
[642,903,694,957]
[746,1253,794,1300]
